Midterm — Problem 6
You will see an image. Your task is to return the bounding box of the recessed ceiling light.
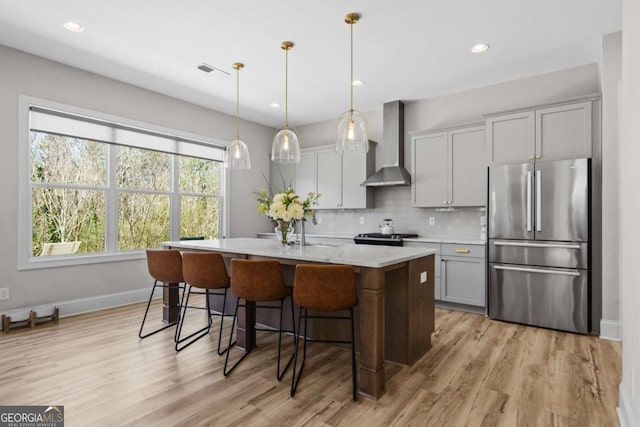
[269,102,281,108]
[471,43,489,53]
[63,22,85,32]
[352,80,365,87]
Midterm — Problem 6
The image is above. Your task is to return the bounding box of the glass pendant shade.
[336,109,369,152]
[225,62,251,170]
[272,41,300,164]
[336,13,368,153]
[271,128,300,163]
[226,139,251,169]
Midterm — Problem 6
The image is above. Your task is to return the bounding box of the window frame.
[18,95,230,270]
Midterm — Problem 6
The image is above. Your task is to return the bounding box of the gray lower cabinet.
[440,243,486,307]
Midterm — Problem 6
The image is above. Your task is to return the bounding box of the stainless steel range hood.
[361,101,411,187]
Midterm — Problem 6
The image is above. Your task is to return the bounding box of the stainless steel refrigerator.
[488,158,590,334]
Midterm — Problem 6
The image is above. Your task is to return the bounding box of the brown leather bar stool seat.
[175,252,233,353]
[290,264,358,400]
[139,249,185,339]
[223,259,295,380]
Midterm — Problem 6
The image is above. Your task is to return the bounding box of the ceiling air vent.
[197,63,230,77]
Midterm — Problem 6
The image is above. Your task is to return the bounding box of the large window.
[20,97,227,268]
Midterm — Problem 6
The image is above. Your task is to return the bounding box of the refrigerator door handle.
[536,170,542,232]
[493,241,581,249]
[493,265,580,277]
[526,171,532,232]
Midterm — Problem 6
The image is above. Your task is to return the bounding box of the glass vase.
[275,221,294,245]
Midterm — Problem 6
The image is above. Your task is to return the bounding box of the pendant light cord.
[285,47,289,129]
[235,67,240,140]
[350,19,354,118]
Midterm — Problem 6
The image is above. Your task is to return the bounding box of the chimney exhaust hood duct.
[361,101,411,187]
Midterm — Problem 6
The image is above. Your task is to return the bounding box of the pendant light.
[271,41,301,163]
[225,62,251,170]
[336,13,369,153]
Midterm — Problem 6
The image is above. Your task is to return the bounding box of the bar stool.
[223,259,295,380]
[175,252,233,353]
[290,264,358,401]
[139,249,184,339]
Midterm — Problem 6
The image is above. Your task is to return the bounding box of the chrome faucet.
[300,210,317,247]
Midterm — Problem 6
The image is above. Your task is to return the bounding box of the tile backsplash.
[303,187,486,239]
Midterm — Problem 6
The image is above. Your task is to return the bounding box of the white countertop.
[256,232,486,245]
[163,238,436,268]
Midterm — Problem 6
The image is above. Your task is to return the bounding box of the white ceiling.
[0,0,622,128]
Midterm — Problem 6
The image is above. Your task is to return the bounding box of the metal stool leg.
[175,287,213,352]
[276,298,295,381]
[350,308,357,401]
[223,299,251,376]
[290,308,356,400]
[139,281,181,339]
[216,287,236,356]
[290,307,308,397]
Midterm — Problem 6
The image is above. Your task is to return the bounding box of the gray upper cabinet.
[450,126,487,206]
[536,102,592,161]
[295,144,375,210]
[411,124,486,207]
[316,149,342,208]
[412,131,448,207]
[486,99,594,165]
[486,111,535,164]
[294,151,316,201]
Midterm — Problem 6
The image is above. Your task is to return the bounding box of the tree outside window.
[30,132,222,257]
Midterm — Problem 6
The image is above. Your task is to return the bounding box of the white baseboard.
[600,319,622,341]
[55,288,156,318]
[1,288,156,330]
[618,382,638,427]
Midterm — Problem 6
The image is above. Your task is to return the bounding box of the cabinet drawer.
[441,243,485,258]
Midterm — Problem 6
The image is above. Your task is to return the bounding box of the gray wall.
[619,0,640,422]
[0,45,274,314]
[600,32,622,339]
[294,64,599,241]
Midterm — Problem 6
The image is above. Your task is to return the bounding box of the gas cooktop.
[353,233,419,246]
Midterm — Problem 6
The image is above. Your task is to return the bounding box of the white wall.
[618,0,640,424]
[600,32,622,340]
[0,45,274,315]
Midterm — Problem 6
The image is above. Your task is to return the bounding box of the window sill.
[18,251,147,270]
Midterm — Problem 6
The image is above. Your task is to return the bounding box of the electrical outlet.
[317,215,323,224]
[429,216,436,226]
[359,216,365,225]
[420,271,427,283]
[480,216,487,226]
[0,288,9,301]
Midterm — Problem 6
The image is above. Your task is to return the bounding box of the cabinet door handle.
[526,171,532,232]
[529,155,535,160]
[454,249,470,253]
[536,170,542,232]
[536,155,541,159]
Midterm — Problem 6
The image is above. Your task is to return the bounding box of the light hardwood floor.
[0,301,621,426]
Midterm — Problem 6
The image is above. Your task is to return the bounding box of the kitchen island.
[163,238,436,399]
